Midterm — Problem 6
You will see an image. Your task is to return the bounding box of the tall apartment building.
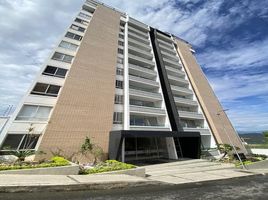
[0,0,246,162]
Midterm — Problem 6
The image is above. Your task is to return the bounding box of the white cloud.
[198,39,268,70]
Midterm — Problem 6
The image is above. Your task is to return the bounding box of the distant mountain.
[239,133,265,144]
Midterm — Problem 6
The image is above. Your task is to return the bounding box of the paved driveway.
[143,159,255,184]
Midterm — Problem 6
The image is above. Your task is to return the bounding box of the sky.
[0,0,267,132]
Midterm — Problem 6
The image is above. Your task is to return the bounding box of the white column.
[123,15,130,130]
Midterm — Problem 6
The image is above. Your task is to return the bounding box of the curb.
[0,180,164,193]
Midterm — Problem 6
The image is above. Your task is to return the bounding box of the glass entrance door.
[125,137,168,162]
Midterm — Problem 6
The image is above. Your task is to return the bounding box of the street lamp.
[216,109,247,170]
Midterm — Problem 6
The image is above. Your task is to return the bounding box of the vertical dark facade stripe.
[149,27,183,132]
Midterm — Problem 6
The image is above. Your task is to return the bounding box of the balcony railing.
[128,54,155,68]
[129,75,159,87]
[128,31,150,45]
[157,38,174,48]
[128,38,151,52]
[156,32,172,43]
[128,26,149,38]
[130,105,166,115]
[168,75,188,86]
[165,66,184,77]
[171,85,193,95]
[129,18,149,31]
[128,45,153,60]
[161,50,180,62]
[182,127,211,135]
[174,96,198,106]
[159,43,176,55]
[129,89,162,100]
[129,64,156,76]
[178,111,204,120]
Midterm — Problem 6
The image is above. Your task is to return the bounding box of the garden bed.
[0,156,79,175]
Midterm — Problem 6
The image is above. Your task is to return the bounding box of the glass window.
[116,80,123,89]
[113,112,123,124]
[47,85,61,96]
[19,135,39,150]
[75,18,89,26]
[65,32,83,41]
[31,83,61,97]
[1,134,24,150]
[43,66,57,75]
[114,95,123,104]
[16,105,52,121]
[118,48,124,54]
[78,12,91,20]
[55,68,67,77]
[43,66,67,78]
[116,68,123,76]
[52,52,74,63]
[70,24,86,33]
[52,52,64,60]
[32,83,48,93]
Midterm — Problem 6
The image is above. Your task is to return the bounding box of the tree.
[263,131,268,138]
[80,137,104,165]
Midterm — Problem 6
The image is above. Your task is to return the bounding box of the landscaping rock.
[0,155,18,164]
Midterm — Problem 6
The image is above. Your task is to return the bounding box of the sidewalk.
[0,174,159,193]
[0,159,267,193]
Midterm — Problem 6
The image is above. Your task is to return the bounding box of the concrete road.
[1,174,267,200]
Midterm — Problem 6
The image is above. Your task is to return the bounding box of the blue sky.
[0,0,267,132]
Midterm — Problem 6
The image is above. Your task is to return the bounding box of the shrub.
[51,156,69,165]
[0,156,70,171]
[81,160,136,174]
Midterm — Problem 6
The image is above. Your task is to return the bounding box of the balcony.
[163,57,181,69]
[128,38,151,52]
[128,31,150,45]
[158,43,176,55]
[174,97,198,106]
[165,66,184,77]
[178,111,204,120]
[161,50,180,62]
[156,32,172,43]
[129,89,162,101]
[171,85,192,96]
[128,18,149,31]
[168,75,188,87]
[130,125,170,131]
[129,64,156,79]
[130,105,166,115]
[183,127,211,135]
[128,54,155,68]
[157,38,174,49]
[129,75,159,88]
[128,26,149,38]
[128,45,153,60]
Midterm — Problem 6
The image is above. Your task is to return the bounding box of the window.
[115,80,123,89]
[78,12,91,20]
[42,66,67,78]
[118,41,124,46]
[117,57,123,64]
[114,95,123,104]
[65,32,83,41]
[116,68,123,76]
[1,134,40,150]
[70,24,86,32]
[130,115,158,126]
[75,18,89,26]
[59,41,78,51]
[119,34,124,39]
[52,52,74,63]
[31,83,61,97]
[130,99,154,107]
[16,105,52,121]
[113,112,123,124]
[118,48,124,55]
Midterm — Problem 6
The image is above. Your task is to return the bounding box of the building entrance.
[124,137,169,162]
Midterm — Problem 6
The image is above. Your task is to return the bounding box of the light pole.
[217,109,247,170]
